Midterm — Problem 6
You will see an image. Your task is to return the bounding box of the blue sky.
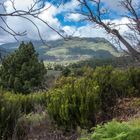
[0,0,139,44]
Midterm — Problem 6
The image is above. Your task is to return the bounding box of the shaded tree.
[0,41,47,93]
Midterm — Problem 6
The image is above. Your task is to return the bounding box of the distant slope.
[0,37,120,63]
[0,47,9,62]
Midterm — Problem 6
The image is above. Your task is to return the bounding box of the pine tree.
[0,42,47,94]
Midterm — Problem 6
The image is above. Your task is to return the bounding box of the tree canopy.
[0,42,47,94]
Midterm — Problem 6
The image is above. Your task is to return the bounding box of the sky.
[0,0,139,44]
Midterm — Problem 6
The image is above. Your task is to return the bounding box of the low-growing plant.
[80,119,140,140]
[14,113,47,140]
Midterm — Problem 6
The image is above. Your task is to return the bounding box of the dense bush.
[127,68,140,97]
[0,42,47,94]
[47,66,140,129]
[0,66,140,138]
[47,76,100,129]
[80,119,140,140]
[92,66,117,119]
[0,91,47,139]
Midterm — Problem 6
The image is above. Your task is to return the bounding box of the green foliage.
[92,66,117,117]
[0,91,47,139]
[47,76,100,129]
[0,64,140,138]
[0,42,47,94]
[69,56,135,71]
[47,66,140,129]
[0,92,21,140]
[80,119,140,140]
[54,76,77,88]
[62,67,71,77]
[127,68,140,96]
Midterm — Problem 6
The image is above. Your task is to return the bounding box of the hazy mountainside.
[0,47,9,61]
[0,37,120,63]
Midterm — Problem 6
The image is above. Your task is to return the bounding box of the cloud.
[0,0,139,44]
[57,0,79,13]
[65,13,82,22]
[0,0,62,43]
[62,17,133,47]
[102,0,139,14]
[0,0,7,35]
[62,24,110,39]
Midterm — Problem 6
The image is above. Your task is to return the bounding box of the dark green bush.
[93,66,117,118]
[0,42,47,94]
[126,68,140,97]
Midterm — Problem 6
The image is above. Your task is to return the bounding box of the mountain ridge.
[0,37,120,63]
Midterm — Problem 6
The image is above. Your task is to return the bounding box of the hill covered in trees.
[0,37,120,63]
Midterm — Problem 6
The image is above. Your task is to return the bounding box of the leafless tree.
[73,0,140,61]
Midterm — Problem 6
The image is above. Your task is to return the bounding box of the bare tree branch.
[73,0,140,61]
[0,0,65,43]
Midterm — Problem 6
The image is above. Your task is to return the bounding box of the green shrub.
[0,93,21,140]
[126,68,140,97]
[80,119,140,140]
[93,66,117,118]
[47,76,100,129]
[0,91,47,139]
[48,66,140,129]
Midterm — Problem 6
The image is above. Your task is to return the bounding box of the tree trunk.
[101,22,140,61]
[114,30,140,61]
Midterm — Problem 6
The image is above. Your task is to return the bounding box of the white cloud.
[62,17,134,50]
[0,0,7,35]
[102,0,139,13]
[0,0,139,44]
[57,0,79,13]
[0,0,62,43]
[62,24,110,40]
[62,26,77,36]
[65,13,82,22]
[4,0,35,12]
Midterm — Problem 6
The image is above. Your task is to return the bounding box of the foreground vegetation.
[0,91,47,139]
[80,118,140,140]
[0,42,140,139]
[47,66,140,129]
[0,65,140,139]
